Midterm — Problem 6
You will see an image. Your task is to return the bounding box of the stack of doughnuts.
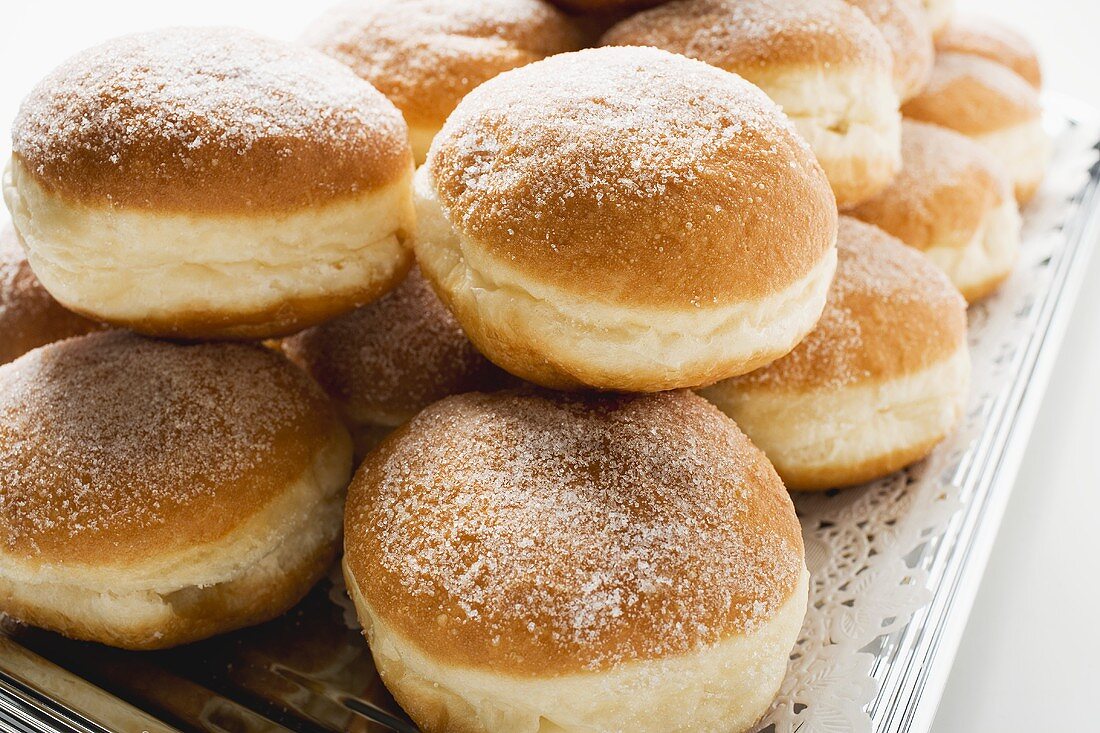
[0,26,401,647]
[0,2,1053,731]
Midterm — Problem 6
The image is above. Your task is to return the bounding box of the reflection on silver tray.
[1,97,1098,733]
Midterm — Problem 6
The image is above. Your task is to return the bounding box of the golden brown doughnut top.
[282,267,508,426]
[901,52,1041,135]
[0,332,343,566]
[346,389,804,675]
[11,27,411,214]
[303,0,585,129]
[727,217,967,392]
[935,18,1042,89]
[0,225,104,365]
[427,46,836,306]
[848,120,1009,251]
[602,0,891,74]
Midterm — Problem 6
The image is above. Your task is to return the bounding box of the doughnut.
[0,223,104,365]
[935,18,1042,88]
[700,218,969,490]
[282,267,510,456]
[415,46,838,391]
[302,0,586,165]
[843,0,935,101]
[4,27,415,340]
[602,0,902,208]
[920,0,954,35]
[848,121,1020,302]
[0,332,353,649]
[902,52,1049,203]
[344,389,807,733]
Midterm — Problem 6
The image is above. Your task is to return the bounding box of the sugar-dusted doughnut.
[701,217,970,490]
[344,388,807,732]
[849,120,1021,301]
[415,46,837,391]
[0,332,352,648]
[303,0,585,164]
[4,27,415,339]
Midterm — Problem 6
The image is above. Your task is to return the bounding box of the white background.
[1,2,1098,731]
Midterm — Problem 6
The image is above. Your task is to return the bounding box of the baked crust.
[345,389,804,675]
[549,0,667,11]
[844,0,935,100]
[935,18,1042,88]
[303,0,585,133]
[901,52,1040,136]
[0,332,346,566]
[0,512,338,650]
[778,433,950,491]
[11,27,411,214]
[602,0,893,72]
[282,267,510,428]
[848,120,1009,251]
[723,217,967,392]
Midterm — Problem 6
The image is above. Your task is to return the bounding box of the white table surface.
[1,2,1098,731]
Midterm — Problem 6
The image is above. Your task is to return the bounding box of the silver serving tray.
[864,96,1100,732]
[0,97,1097,733]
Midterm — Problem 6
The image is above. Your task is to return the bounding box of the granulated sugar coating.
[282,267,508,426]
[601,0,891,72]
[730,217,967,391]
[426,45,836,306]
[0,332,340,565]
[302,0,585,126]
[11,26,410,213]
[345,389,805,674]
